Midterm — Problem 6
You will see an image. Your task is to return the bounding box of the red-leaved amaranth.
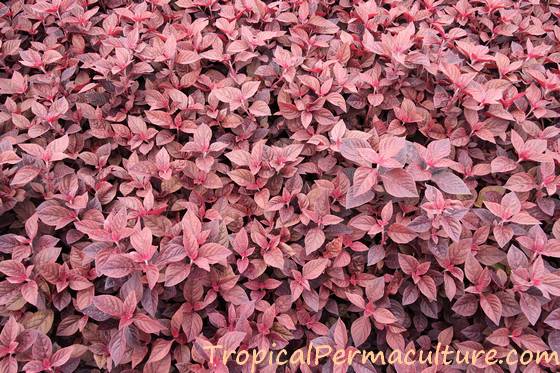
[1,0,560,372]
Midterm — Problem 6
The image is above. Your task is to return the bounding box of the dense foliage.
[1,0,560,372]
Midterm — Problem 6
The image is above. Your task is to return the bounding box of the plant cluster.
[1,0,560,372]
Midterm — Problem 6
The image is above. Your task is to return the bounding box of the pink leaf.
[545,309,560,329]
[37,205,75,229]
[93,295,124,317]
[302,258,329,280]
[249,101,271,116]
[98,255,135,278]
[350,316,371,347]
[381,169,418,198]
[51,346,74,367]
[10,166,41,185]
[305,227,325,255]
[431,171,471,195]
[372,308,397,324]
[480,294,502,325]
